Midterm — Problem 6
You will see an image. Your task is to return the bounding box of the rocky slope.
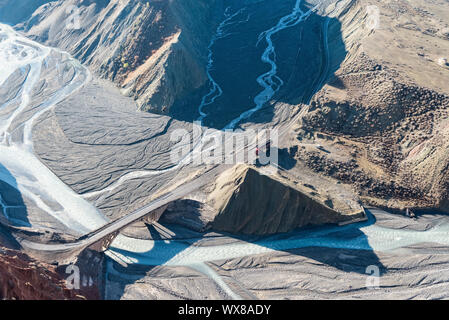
[0,226,100,300]
[0,245,92,300]
[6,0,449,216]
[289,0,449,213]
[208,165,364,234]
[160,165,365,236]
[3,0,449,300]
[16,0,221,115]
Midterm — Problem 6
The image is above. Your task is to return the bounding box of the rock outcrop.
[16,0,221,115]
[208,165,365,235]
[294,0,449,212]
[0,246,97,300]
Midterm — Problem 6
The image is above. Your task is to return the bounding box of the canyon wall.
[295,0,449,211]
[16,0,222,115]
[0,246,97,300]
[208,165,365,235]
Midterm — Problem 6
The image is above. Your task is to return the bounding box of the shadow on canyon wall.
[0,0,110,25]
[1,0,347,132]
[107,209,384,298]
[0,0,51,25]
[0,164,30,229]
[170,1,347,131]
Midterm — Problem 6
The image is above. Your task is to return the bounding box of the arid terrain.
[0,0,449,300]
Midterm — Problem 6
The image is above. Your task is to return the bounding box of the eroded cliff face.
[16,0,221,115]
[208,165,365,235]
[292,0,449,212]
[0,246,95,300]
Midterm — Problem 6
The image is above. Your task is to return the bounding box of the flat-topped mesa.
[207,165,365,235]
